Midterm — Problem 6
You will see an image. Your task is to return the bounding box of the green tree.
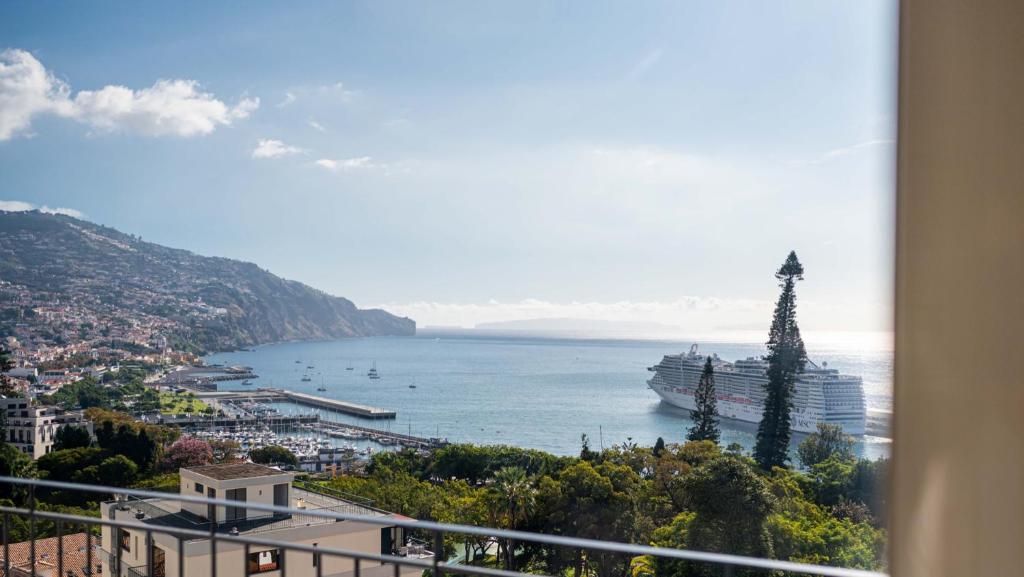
[537,461,644,577]
[490,466,536,569]
[754,251,808,470]
[798,423,855,468]
[249,445,299,467]
[53,425,92,450]
[653,437,666,458]
[0,444,32,501]
[687,357,720,443]
[579,433,596,462]
[678,457,776,576]
[97,455,139,486]
[0,346,18,397]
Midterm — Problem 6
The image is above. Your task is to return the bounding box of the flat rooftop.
[122,487,387,539]
[184,463,289,480]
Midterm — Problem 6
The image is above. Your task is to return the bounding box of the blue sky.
[0,1,897,334]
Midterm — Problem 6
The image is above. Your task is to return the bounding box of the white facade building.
[0,396,92,459]
[100,464,430,577]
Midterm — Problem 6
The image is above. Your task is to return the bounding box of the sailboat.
[317,377,327,392]
[367,362,380,380]
[301,373,312,382]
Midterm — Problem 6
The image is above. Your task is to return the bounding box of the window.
[119,528,130,552]
[247,550,280,574]
[151,544,165,577]
[195,482,203,494]
[273,484,288,508]
[380,527,396,555]
[207,487,216,522]
[225,487,246,521]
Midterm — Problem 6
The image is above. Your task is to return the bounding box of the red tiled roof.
[0,533,100,577]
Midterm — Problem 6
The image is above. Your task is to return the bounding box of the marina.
[169,390,442,454]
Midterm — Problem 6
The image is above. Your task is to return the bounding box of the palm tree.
[491,466,536,570]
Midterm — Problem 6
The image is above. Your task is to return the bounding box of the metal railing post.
[29,484,36,577]
[433,530,444,577]
[177,536,184,577]
[145,530,154,577]
[85,525,92,577]
[57,520,64,577]
[3,513,9,577]
[209,524,217,577]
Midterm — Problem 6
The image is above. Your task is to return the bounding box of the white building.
[0,396,92,459]
[4,367,38,380]
[100,463,430,577]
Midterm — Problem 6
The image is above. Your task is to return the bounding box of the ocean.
[204,330,892,461]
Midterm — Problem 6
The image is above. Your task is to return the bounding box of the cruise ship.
[647,344,867,435]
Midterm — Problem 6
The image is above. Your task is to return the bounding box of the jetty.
[278,390,396,419]
[193,388,397,419]
[146,413,319,428]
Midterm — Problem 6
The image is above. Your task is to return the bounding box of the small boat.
[409,384,416,389]
[307,365,315,369]
[295,360,302,364]
[345,366,354,371]
[241,380,253,386]
[301,374,312,382]
[317,377,327,392]
[368,362,380,380]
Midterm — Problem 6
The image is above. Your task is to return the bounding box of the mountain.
[0,210,414,353]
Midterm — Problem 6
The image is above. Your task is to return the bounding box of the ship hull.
[648,380,866,435]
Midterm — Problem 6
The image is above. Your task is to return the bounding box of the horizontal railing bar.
[0,476,887,577]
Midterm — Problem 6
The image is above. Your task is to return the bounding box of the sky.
[0,1,898,335]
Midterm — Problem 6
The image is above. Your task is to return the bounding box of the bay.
[205,330,892,460]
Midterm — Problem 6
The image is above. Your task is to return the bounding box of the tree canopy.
[755,250,808,470]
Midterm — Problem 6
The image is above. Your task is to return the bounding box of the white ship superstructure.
[647,344,866,435]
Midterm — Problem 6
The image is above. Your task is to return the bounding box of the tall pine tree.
[754,251,807,470]
[687,357,720,443]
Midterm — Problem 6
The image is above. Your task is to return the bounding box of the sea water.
[205,330,892,460]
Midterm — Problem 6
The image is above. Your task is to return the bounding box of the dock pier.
[193,388,396,419]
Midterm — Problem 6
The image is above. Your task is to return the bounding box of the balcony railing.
[116,488,377,539]
[0,476,887,577]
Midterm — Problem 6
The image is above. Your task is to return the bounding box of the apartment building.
[99,463,431,577]
[0,397,92,459]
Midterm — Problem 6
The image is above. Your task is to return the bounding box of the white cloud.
[319,82,357,102]
[39,205,85,218]
[73,81,259,137]
[0,200,35,212]
[277,91,296,108]
[371,296,772,333]
[801,139,895,165]
[0,199,85,219]
[314,156,376,172]
[0,49,75,140]
[252,138,303,159]
[372,295,891,337]
[308,119,326,132]
[0,48,257,140]
[626,48,663,80]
